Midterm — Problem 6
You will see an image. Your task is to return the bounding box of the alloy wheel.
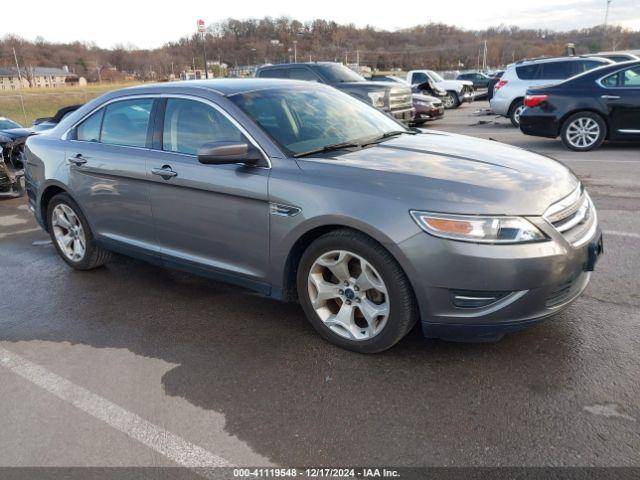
[443,94,456,108]
[51,204,86,262]
[307,250,390,341]
[566,117,601,149]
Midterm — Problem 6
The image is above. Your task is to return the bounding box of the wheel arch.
[508,97,525,115]
[39,182,69,232]
[559,109,610,139]
[279,220,415,305]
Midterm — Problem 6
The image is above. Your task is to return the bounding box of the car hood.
[0,127,35,142]
[296,131,578,216]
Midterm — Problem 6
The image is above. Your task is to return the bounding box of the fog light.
[450,290,509,309]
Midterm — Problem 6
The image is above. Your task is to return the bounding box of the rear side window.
[258,68,288,79]
[289,68,319,81]
[101,99,153,148]
[76,110,103,142]
[515,64,541,80]
[162,99,243,155]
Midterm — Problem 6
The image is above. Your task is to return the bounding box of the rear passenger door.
[65,97,159,258]
[146,97,271,289]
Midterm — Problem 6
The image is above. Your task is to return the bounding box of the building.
[0,67,79,90]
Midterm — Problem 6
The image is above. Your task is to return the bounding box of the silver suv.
[490,56,612,126]
[25,80,602,352]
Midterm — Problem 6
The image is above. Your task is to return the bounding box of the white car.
[406,70,474,109]
[490,56,613,127]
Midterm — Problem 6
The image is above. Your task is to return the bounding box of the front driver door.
[601,65,640,138]
[147,97,270,291]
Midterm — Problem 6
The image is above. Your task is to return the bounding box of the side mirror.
[197,141,261,165]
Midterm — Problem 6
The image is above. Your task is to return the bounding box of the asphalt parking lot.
[1,100,639,470]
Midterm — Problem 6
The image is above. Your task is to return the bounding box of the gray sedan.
[24,79,603,352]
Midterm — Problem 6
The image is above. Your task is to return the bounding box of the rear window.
[258,68,288,79]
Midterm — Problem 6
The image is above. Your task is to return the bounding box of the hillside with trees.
[1,17,639,80]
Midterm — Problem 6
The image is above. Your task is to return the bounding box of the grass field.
[0,82,143,127]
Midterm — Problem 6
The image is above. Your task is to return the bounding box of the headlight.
[367,91,386,108]
[410,211,546,244]
[414,100,433,107]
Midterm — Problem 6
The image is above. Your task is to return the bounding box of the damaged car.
[0,117,32,198]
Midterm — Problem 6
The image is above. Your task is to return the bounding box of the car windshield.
[427,71,445,82]
[229,86,406,157]
[315,64,365,83]
[0,118,21,130]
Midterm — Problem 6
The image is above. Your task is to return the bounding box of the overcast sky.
[9,0,640,49]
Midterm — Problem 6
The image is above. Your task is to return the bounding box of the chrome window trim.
[596,64,640,89]
[62,93,272,169]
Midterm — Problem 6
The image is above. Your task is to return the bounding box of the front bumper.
[394,218,602,341]
[412,105,445,124]
[390,107,415,124]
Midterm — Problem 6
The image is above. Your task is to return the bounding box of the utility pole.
[197,19,209,79]
[12,47,27,124]
[293,41,298,62]
[482,40,487,71]
[603,0,613,49]
[356,49,360,67]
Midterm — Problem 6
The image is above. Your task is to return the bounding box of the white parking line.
[0,227,42,239]
[0,347,233,468]
[604,230,640,239]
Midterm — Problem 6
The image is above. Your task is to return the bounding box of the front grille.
[389,87,413,110]
[544,185,596,247]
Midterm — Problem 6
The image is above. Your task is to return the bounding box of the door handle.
[68,153,88,166]
[601,95,620,100]
[151,165,178,180]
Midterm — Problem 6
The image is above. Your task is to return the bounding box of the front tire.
[560,112,606,152]
[297,229,418,353]
[47,193,112,270]
[443,92,460,109]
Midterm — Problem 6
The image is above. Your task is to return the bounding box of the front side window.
[601,67,640,88]
[162,99,243,155]
[230,85,402,156]
[76,109,104,142]
[100,99,153,148]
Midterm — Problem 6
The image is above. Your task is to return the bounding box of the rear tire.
[296,229,418,353]
[560,112,606,152]
[47,193,112,270]
[509,100,526,127]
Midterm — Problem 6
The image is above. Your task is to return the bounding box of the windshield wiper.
[293,141,362,158]
[360,129,418,147]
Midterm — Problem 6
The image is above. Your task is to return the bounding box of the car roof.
[257,62,338,70]
[116,78,318,96]
[513,56,612,66]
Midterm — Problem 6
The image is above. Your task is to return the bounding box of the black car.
[520,61,640,151]
[0,117,32,198]
[256,63,414,124]
[32,104,82,132]
[456,72,492,89]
